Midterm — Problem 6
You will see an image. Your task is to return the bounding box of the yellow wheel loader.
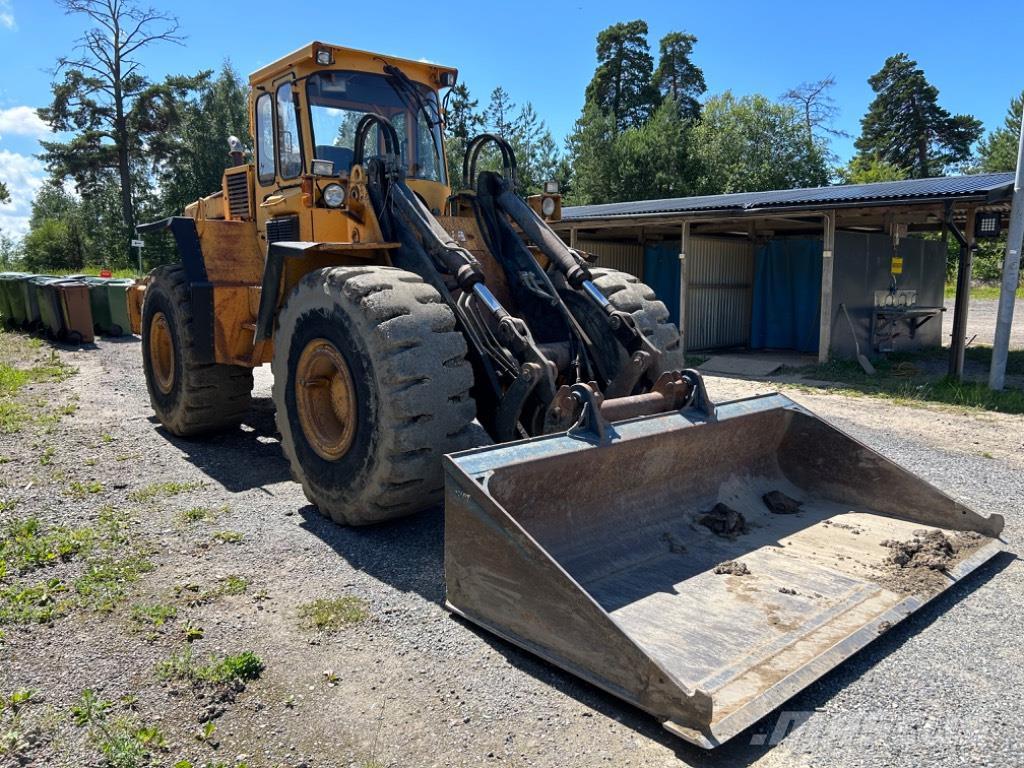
[138,42,1005,748]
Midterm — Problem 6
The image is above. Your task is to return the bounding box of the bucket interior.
[482,406,999,730]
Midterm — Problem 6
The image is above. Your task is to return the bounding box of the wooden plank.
[817,211,836,364]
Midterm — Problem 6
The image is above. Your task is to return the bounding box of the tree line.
[0,5,1019,275]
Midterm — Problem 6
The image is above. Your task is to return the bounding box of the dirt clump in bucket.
[714,560,750,576]
[882,529,956,570]
[876,529,990,595]
[698,503,748,538]
[763,491,802,515]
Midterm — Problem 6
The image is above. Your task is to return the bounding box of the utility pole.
[989,111,1024,390]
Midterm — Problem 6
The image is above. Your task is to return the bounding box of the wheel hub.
[150,312,175,395]
[295,338,357,461]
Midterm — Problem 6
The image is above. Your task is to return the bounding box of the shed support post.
[989,111,1024,390]
[949,206,977,380]
[679,221,690,360]
[569,227,578,249]
[817,210,836,364]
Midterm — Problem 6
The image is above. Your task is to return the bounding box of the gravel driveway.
[942,297,1024,348]
[0,334,1020,767]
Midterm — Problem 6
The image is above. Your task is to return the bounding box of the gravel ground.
[0,333,1021,767]
[942,297,1024,348]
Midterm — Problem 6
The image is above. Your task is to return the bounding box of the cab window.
[276,84,303,179]
[255,93,275,183]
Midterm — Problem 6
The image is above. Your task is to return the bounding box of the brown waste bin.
[49,279,95,343]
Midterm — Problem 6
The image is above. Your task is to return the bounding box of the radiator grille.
[225,171,251,220]
[266,215,300,243]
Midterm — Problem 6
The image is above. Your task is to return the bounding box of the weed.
[1,516,94,573]
[39,446,54,465]
[183,623,203,642]
[129,602,177,629]
[298,596,369,632]
[220,575,247,595]
[212,530,242,544]
[175,575,248,607]
[0,498,15,513]
[195,720,216,744]
[67,480,104,499]
[129,481,201,503]
[157,648,264,686]
[0,688,37,760]
[101,433,114,443]
[176,505,226,525]
[322,669,340,686]
[71,689,167,767]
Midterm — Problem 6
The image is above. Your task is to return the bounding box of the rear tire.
[272,266,476,525]
[141,265,254,437]
[562,267,684,386]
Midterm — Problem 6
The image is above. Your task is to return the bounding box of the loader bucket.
[443,393,1005,748]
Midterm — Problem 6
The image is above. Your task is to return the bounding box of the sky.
[1,0,1022,237]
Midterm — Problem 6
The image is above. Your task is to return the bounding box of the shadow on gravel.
[297,504,447,603]
[156,397,292,492]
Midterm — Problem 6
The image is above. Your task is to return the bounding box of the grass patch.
[156,648,263,686]
[173,575,248,606]
[297,596,369,632]
[945,281,1024,301]
[129,602,177,629]
[176,505,226,525]
[0,507,152,625]
[212,530,242,544]
[129,481,202,503]
[795,347,1024,414]
[0,333,75,434]
[0,517,94,575]
[67,480,104,499]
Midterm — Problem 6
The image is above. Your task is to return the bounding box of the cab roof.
[248,41,458,89]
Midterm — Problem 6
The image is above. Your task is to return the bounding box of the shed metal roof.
[560,172,1016,222]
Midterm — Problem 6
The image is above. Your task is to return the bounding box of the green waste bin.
[24,275,58,327]
[30,276,62,335]
[81,277,134,336]
[0,272,30,326]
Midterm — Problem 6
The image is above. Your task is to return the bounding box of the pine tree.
[584,20,659,133]
[978,91,1022,173]
[0,181,9,204]
[652,32,706,120]
[853,53,982,178]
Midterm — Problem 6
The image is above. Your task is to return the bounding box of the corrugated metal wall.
[577,240,644,280]
[686,238,755,351]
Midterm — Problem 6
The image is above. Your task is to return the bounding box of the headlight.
[541,197,556,217]
[322,183,346,208]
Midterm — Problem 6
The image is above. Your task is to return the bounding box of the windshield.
[306,70,446,184]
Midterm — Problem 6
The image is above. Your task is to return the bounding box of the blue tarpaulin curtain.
[750,238,822,353]
[643,242,681,326]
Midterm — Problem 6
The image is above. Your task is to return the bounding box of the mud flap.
[442,393,1005,748]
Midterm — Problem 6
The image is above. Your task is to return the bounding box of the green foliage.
[0,181,9,204]
[71,689,168,768]
[838,154,911,184]
[158,63,250,217]
[212,530,242,544]
[690,92,830,194]
[297,596,370,631]
[978,91,1022,173]
[854,53,982,178]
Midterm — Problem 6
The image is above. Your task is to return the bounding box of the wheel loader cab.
[248,42,454,244]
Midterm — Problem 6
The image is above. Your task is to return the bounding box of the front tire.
[562,267,684,386]
[272,266,475,525]
[141,265,254,437]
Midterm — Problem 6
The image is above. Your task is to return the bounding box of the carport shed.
[553,173,1015,376]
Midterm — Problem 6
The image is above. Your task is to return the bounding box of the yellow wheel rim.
[295,338,357,461]
[150,312,175,395]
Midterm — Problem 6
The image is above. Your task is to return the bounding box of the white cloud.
[0,1,14,30]
[0,150,46,237]
[0,106,49,140]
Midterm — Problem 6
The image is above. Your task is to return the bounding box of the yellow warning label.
[891,256,904,275]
